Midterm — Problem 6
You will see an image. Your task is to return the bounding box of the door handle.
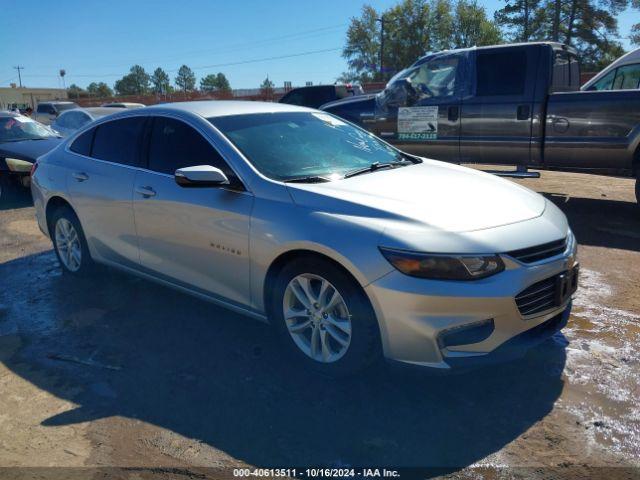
[72,172,89,182]
[517,105,531,120]
[135,186,156,198]
[448,106,459,122]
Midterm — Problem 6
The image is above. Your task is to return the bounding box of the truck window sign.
[398,106,438,141]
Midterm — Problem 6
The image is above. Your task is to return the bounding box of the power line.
[16,46,343,80]
[30,23,347,71]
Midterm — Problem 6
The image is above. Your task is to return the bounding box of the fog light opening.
[438,318,495,349]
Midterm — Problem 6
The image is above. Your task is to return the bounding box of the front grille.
[515,274,559,316]
[506,238,567,264]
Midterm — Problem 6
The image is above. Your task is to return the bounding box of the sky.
[0,0,637,90]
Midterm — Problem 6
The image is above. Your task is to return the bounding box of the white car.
[31,101,578,376]
[582,47,640,91]
[51,107,119,137]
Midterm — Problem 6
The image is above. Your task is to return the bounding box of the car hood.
[0,138,62,161]
[286,160,546,233]
[320,93,378,110]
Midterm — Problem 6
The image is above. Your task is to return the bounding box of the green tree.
[114,65,150,95]
[200,72,231,92]
[631,23,640,45]
[151,67,171,94]
[452,0,502,48]
[342,5,385,82]
[67,84,86,99]
[260,76,275,98]
[342,0,501,82]
[494,0,544,41]
[86,82,113,97]
[632,0,640,45]
[536,0,626,70]
[175,65,196,92]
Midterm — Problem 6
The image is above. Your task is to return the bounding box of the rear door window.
[476,50,527,96]
[91,117,146,166]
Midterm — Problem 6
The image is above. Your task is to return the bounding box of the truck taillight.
[30,161,38,176]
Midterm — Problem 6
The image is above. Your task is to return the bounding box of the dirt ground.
[0,168,638,480]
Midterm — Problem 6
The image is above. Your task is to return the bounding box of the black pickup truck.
[322,42,640,204]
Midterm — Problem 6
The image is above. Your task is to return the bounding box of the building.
[0,85,68,111]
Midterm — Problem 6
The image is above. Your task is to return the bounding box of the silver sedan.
[31,101,578,376]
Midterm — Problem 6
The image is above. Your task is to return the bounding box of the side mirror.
[174,165,229,188]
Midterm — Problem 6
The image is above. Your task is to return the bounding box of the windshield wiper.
[343,159,413,179]
[284,175,332,184]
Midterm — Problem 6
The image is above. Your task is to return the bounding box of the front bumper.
[365,244,577,370]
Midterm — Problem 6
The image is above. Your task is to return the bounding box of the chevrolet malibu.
[31,101,578,376]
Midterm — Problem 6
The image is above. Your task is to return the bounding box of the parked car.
[101,102,146,109]
[279,84,365,109]
[582,47,640,91]
[0,112,61,193]
[31,101,578,376]
[51,107,120,137]
[34,101,79,125]
[322,42,640,204]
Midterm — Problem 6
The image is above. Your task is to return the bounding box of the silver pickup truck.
[322,42,640,204]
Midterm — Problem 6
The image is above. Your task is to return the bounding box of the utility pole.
[13,66,24,88]
[376,17,385,81]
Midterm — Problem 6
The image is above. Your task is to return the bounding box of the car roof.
[102,102,146,107]
[146,100,315,118]
[60,107,117,118]
[39,101,77,105]
[412,41,576,66]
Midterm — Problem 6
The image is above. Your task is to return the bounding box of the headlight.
[5,158,33,173]
[379,247,505,280]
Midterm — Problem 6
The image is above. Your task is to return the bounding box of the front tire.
[635,171,639,206]
[50,206,94,276]
[270,257,381,377]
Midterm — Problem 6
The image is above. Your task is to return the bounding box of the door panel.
[460,46,538,165]
[66,156,139,266]
[459,101,533,164]
[133,170,254,306]
[66,117,146,266]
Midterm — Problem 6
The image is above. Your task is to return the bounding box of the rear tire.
[269,256,381,377]
[50,206,95,276]
[635,171,639,206]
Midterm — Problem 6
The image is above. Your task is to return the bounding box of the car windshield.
[0,116,58,142]
[209,112,408,181]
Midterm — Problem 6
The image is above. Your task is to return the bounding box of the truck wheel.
[636,173,640,206]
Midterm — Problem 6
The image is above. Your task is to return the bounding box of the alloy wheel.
[54,218,82,272]
[283,273,352,363]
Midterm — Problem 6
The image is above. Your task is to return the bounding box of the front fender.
[249,202,394,313]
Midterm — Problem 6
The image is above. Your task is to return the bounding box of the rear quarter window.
[70,128,94,156]
[476,50,527,96]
